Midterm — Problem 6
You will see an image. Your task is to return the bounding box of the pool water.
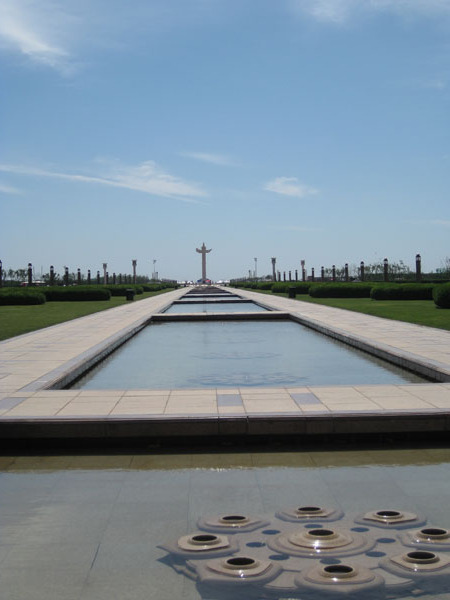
[163,301,268,314]
[1,448,450,599]
[71,320,426,389]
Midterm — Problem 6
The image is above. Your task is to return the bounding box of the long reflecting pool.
[163,301,268,314]
[1,448,450,599]
[71,320,426,389]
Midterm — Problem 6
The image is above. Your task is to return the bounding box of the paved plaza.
[0,287,449,440]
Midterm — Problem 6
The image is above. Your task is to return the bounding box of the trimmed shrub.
[433,283,450,308]
[0,290,46,305]
[289,283,311,295]
[256,282,274,290]
[271,282,290,293]
[371,284,435,301]
[105,285,143,297]
[142,283,163,292]
[42,286,111,301]
[309,283,373,298]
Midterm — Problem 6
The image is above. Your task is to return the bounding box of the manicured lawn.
[0,290,169,341]
[252,290,450,331]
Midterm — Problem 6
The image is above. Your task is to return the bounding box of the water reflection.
[1,449,450,599]
[71,320,426,389]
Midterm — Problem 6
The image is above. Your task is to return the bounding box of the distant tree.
[440,257,450,276]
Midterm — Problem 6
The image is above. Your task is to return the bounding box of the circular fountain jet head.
[178,533,231,552]
[197,513,270,533]
[400,527,450,551]
[158,531,239,558]
[276,505,343,523]
[381,550,450,579]
[296,562,384,595]
[355,509,425,529]
[220,515,249,525]
[268,526,375,558]
[194,555,282,586]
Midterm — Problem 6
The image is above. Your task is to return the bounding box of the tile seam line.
[287,313,450,382]
[4,286,449,404]
[18,308,450,394]
[14,291,185,392]
[6,291,186,393]
[0,288,184,347]
[231,288,450,381]
[237,287,450,335]
[231,287,441,334]
[18,318,152,393]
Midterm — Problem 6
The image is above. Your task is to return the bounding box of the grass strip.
[0,290,169,341]
[252,290,450,331]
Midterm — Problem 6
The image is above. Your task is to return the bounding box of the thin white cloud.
[0,182,21,195]
[0,1,235,76]
[263,176,318,199]
[0,1,76,74]
[181,152,238,167]
[290,0,450,24]
[290,0,359,24]
[430,219,450,226]
[0,161,207,202]
[406,218,450,227]
[418,77,447,90]
[399,72,449,91]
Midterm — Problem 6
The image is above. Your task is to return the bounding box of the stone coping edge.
[152,311,288,321]
[0,411,449,439]
[20,305,449,394]
[288,313,450,383]
[20,317,153,393]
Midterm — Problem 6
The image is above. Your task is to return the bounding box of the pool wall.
[1,286,450,442]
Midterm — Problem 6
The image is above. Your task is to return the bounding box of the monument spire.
[196,242,212,283]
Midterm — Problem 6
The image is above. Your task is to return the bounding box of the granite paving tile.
[217,394,243,407]
[110,406,166,415]
[0,397,27,410]
[218,406,246,414]
[240,393,291,401]
[300,405,330,413]
[290,392,322,405]
[1,286,450,438]
[57,402,119,416]
[371,396,435,410]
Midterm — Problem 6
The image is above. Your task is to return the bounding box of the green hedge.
[142,283,164,292]
[433,283,450,308]
[41,286,111,301]
[271,282,290,293]
[105,285,143,296]
[309,283,373,298]
[288,283,311,295]
[0,290,46,305]
[371,284,435,301]
[256,282,274,290]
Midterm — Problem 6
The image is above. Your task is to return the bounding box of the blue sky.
[1,0,449,281]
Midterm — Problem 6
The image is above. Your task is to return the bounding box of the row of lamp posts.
[0,259,143,287]
[268,255,423,283]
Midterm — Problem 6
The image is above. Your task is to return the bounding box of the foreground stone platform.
[0,287,449,441]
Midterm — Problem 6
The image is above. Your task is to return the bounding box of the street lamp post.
[254,257,257,279]
[271,258,276,281]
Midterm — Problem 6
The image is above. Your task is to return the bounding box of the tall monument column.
[196,242,212,283]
